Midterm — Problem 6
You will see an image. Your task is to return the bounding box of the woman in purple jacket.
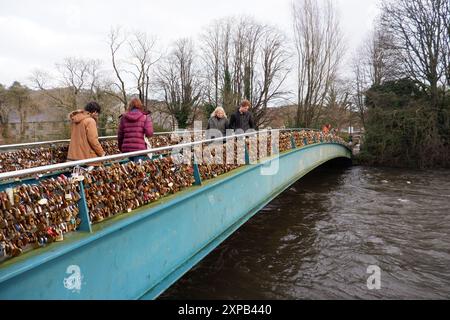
[118,98,154,160]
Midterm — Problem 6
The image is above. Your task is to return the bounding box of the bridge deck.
[0,142,351,299]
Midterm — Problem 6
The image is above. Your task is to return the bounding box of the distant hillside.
[265,104,363,132]
[6,89,69,124]
[265,105,297,128]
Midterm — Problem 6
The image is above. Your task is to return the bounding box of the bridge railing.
[0,128,347,262]
[0,128,324,173]
[0,128,331,180]
[0,129,324,151]
[0,130,207,151]
[0,130,210,174]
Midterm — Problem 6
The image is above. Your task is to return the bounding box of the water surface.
[161,165,450,299]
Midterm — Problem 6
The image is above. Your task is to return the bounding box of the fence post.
[290,135,296,149]
[244,143,250,165]
[77,181,92,233]
[193,161,202,186]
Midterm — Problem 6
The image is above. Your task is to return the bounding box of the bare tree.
[128,31,159,109]
[200,17,238,115]
[56,57,89,108]
[367,33,384,87]
[0,84,8,125]
[59,58,103,109]
[108,27,128,109]
[156,38,202,129]
[442,0,450,86]
[200,20,222,108]
[324,80,351,132]
[232,18,265,107]
[220,19,234,115]
[31,69,71,109]
[381,0,449,108]
[200,17,290,126]
[351,52,369,128]
[350,25,400,127]
[292,0,345,127]
[31,58,102,110]
[251,26,291,127]
[0,84,11,142]
[7,81,31,138]
[107,27,159,111]
[86,59,104,101]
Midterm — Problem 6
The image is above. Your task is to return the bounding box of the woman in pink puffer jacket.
[118,98,153,154]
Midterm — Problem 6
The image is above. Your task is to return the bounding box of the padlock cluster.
[0,156,195,261]
[197,132,292,181]
[197,142,244,181]
[0,134,182,173]
[0,146,67,173]
[0,174,82,260]
[293,130,317,146]
[0,130,348,262]
[279,132,294,152]
[83,157,195,223]
[0,131,347,174]
[0,141,119,174]
[292,130,345,146]
[196,131,347,181]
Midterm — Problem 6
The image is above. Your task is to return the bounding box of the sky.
[0,0,381,89]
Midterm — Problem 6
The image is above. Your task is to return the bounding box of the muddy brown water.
[161,165,450,299]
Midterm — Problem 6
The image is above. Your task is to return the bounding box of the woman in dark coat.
[206,107,228,140]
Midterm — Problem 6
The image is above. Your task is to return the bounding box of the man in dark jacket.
[228,99,255,132]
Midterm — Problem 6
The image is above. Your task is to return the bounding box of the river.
[160,165,450,299]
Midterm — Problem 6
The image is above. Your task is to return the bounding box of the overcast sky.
[0,0,380,88]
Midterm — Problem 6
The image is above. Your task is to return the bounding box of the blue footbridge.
[0,129,351,299]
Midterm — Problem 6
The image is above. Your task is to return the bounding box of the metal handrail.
[0,129,319,181]
[283,127,320,132]
[0,137,115,150]
[0,128,338,181]
[0,128,320,151]
[0,128,321,150]
[0,130,207,151]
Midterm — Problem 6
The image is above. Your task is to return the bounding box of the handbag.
[144,136,153,159]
